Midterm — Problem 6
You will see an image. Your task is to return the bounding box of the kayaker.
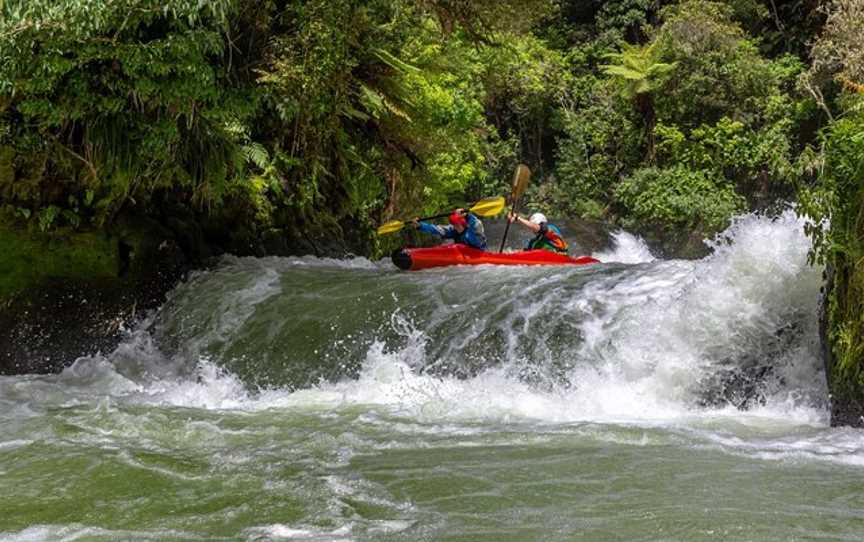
[413,209,488,250]
[507,211,568,253]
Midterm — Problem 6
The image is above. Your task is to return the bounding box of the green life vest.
[528,224,568,253]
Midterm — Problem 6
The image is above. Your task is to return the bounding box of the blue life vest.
[418,213,487,250]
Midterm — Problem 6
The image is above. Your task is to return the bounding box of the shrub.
[614,165,745,233]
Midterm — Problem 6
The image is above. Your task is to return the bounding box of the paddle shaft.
[498,198,520,253]
[416,211,461,222]
[377,196,504,236]
[498,164,530,253]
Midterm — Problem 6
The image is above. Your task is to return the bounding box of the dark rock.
[631,226,712,260]
[696,365,777,410]
[0,224,188,375]
[695,322,800,410]
[820,264,864,427]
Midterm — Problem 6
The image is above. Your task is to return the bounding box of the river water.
[2,210,863,541]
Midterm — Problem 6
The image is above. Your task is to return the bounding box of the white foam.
[244,519,413,541]
[244,524,354,541]
[127,359,252,409]
[277,254,385,270]
[0,439,32,451]
[0,525,201,542]
[593,230,656,264]
[694,426,864,467]
[1,209,843,470]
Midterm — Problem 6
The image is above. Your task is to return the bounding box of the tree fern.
[242,142,270,172]
[602,42,678,98]
[603,41,677,161]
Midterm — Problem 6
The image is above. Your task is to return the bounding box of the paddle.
[498,164,531,253]
[376,196,505,236]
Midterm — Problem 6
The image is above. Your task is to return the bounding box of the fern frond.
[242,142,270,171]
[372,48,421,74]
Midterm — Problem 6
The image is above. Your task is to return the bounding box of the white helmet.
[529,213,547,225]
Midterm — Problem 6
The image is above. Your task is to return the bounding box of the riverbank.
[0,209,374,374]
[0,221,185,373]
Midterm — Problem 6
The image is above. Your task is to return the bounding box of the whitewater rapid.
[2,210,828,426]
[5,209,864,542]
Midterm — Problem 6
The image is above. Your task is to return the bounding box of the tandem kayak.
[391,244,601,271]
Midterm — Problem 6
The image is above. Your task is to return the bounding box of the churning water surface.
[1,210,863,541]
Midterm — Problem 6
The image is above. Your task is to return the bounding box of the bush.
[614,165,745,233]
[548,72,641,219]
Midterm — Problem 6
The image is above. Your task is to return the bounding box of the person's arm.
[415,220,453,238]
[508,212,541,233]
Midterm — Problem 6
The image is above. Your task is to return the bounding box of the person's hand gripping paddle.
[498,164,531,253]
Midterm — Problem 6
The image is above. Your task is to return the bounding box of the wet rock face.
[0,240,188,375]
[1,280,141,374]
[819,265,864,428]
[696,365,777,411]
[0,210,367,375]
[829,395,864,427]
[693,322,815,412]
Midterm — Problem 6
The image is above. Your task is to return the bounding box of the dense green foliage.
[615,165,745,233]
[0,0,551,254]
[547,0,814,246]
[0,0,827,258]
[794,0,864,418]
[816,112,864,391]
[1,1,236,223]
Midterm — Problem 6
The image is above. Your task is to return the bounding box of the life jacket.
[527,223,568,253]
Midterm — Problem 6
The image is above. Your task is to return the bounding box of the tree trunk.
[383,167,399,220]
[636,93,656,163]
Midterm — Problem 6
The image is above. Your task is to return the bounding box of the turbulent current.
[2,210,864,541]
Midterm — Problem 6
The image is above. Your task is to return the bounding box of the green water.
[2,403,863,541]
[2,212,862,541]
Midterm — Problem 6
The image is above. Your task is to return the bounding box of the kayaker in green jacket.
[507,211,569,253]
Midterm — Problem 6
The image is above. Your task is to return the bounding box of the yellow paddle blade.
[469,196,506,217]
[376,220,405,235]
[511,164,531,201]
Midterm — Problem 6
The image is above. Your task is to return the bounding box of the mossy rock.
[0,222,188,374]
[0,225,119,300]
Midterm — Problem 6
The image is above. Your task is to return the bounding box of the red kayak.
[391,244,600,271]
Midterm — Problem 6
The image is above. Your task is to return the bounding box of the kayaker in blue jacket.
[507,211,569,253]
[413,209,487,250]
